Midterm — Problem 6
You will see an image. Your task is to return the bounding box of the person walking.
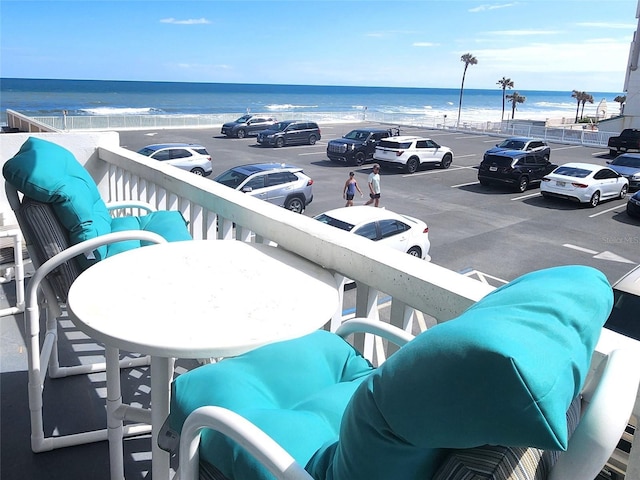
[364,164,381,207]
[343,171,363,207]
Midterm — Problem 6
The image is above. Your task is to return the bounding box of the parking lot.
[118,122,640,288]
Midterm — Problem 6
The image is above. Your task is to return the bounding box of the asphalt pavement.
[118,122,640,288]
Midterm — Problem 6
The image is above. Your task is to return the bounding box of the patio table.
[66,239,340,480]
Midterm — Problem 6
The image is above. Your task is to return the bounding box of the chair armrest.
[179,406,313,480]
[336,317,415,347]
[549,348,640,480]
[105,200,156,214]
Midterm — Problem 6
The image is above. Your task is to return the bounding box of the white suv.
[374,136,454,174]
[137,143,213,176]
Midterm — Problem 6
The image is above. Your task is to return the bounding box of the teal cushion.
[170,330,374,480]
[306,265,612,480]
[3,137,112,268]
[109,211,191,257]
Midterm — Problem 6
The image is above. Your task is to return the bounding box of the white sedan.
[540,162,628,207]
[314,206,431,260]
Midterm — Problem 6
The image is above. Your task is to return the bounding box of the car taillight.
[423,227,429,234]
[541,177,550,182]
[396,150,404,156]
[307,179,314,186]
[571,182,588,188]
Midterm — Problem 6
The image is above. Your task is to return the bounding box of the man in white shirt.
[364,163,381,207]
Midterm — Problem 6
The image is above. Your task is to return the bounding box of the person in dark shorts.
[364,164,381,207]
[343,171,363,207]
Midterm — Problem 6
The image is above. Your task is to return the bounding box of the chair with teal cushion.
[3,136,193,453]
[170,265,640,480]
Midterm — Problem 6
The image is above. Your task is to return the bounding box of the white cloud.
[469,3,518,13]
[160,18,211,25]
[413,42,439,47]
[486,30,561,36]
[577,22,637,29]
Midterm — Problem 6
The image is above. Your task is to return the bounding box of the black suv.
[326,128,392,166]
[478,150,557,192]
[256,120,321,147]
[221,114,277,138]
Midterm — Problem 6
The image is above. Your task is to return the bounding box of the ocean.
[0,78,623,126]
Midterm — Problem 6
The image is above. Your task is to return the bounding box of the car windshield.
[483,155,514,167]
[234,115,251,123]
[605,289,640,340]
[137,147,155,157]
[213,169,250,189]
[271,122,290,132]
[553,166,591,178]
[314,214,354,232]
[611,156,640,168]
[497,139,526,149]
[343,130,368,141]
[378,140,413,149]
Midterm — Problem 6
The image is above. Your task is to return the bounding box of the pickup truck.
[608,129,640,156]
[326,128,393,166]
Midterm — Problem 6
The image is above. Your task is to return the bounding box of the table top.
[67,240,340,358]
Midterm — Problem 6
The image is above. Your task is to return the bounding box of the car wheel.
[541,191,550,198]
[285,196,304,213]
[609,149,617,156]
[516,176,529,193]
[439,154,452,169]
[407,246,422,258]
[620,184,628,199]
[405,157,419,174]
[190,168,205,176]
[275,137,285,148]
[589,191,600,208]
[308,135,317,145]
[354,152,366,166]
[236,129,246,139]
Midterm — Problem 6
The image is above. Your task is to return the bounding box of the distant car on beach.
[136,143,213,176]
[220,114,277,139]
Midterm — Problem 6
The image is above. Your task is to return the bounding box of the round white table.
[67,240,340,480]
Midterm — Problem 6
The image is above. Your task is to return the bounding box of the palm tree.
[614,95,627,115]
[579,93,594,120]
[497,77,514,121]
[457,53,478,126]
[506,92,526,119]
[571,90,585,123]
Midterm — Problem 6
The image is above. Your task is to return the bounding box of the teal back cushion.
[307,265,612,480]
[170,330,374,480]
[3,137,192,268]
[3,137,111,267]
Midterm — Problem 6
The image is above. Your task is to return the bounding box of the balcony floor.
[0,272,202,480]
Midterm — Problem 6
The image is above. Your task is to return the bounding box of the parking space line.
[403,166,469,178]
[592,150,611,156]
[511,192,541,201]
[589,203,627,217]
[455,135,489,139]
[298,151,328,156]
[451,180,479,188]
[552,145,582,151]
[564,244,598,254]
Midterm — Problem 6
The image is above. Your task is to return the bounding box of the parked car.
[478,150,557,192]
[606,153,640,190]
[484,137,551,162]
[326,128,393,166]
[607,128,640,156]
[220,114,277,139]
[313,206,431,260]
[373,136,454,173]
[627,189,640,218]
[256,120,321,147]
[605,265,640,341]
[136,143,213,176]
[213,163,313,213]
[540,162,628,207]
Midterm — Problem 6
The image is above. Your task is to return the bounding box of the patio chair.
[3,136,193,452]
[168,265,640,480]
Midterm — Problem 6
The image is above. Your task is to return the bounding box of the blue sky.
[1,0,638,92]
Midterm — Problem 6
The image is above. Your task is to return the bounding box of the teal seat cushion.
[170,330,374,480]
[3,137,112,267]
[109,211,191,257]
[306,265,612,480]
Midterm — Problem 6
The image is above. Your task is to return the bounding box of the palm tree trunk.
[457,65,468,127]
[501,88,506,121]
[575,101,580,123]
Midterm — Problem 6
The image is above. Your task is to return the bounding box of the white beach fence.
[5,108,618,148]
